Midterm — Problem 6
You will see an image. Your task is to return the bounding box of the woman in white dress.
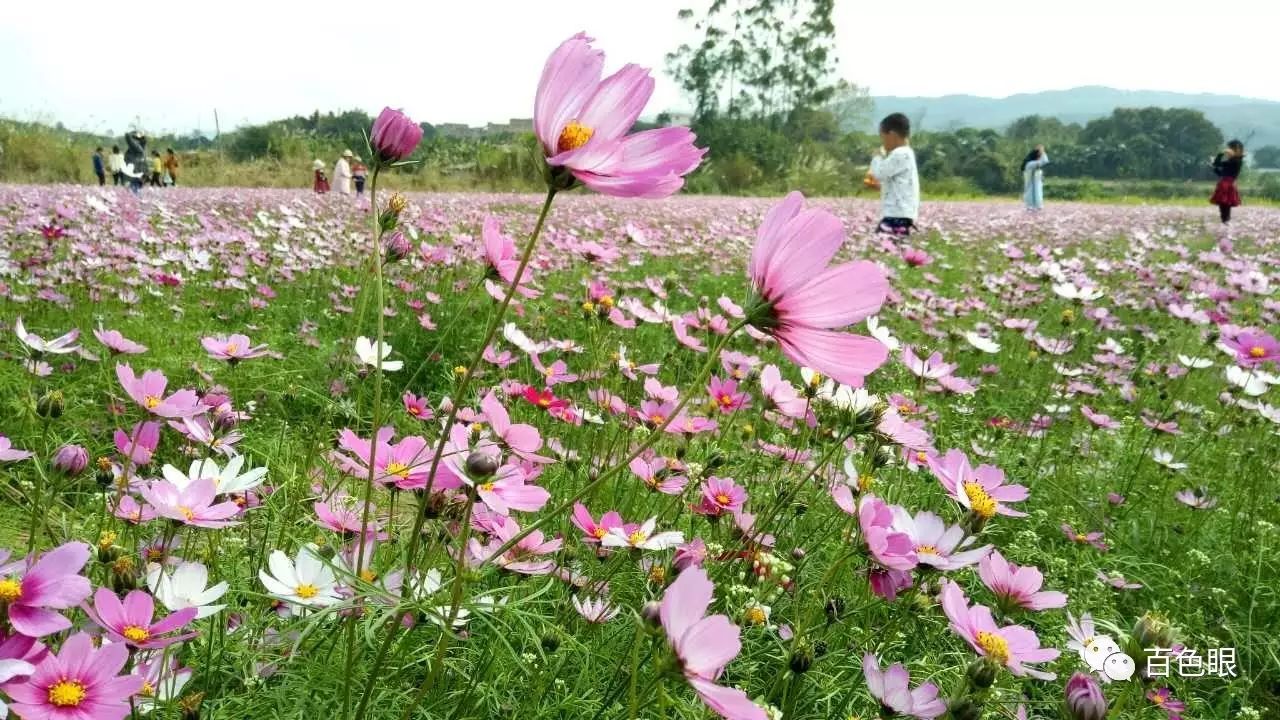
[333,149,354,195]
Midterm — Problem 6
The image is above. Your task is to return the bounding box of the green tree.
[1253,145,1280,168]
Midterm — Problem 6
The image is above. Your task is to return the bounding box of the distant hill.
[871,86,1280,147]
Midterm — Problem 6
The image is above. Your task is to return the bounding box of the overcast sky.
[3,0,1277,135]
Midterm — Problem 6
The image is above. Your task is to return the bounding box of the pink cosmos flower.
[534,33,705,198]
[862,653,947,719]
[0,632,143,720]
[890,509,992,570]
[402,392,433,421]
[674,538,708,571]
[201,334,268,363]
[13,318,80,356]
[314,493,383,538]
[696,477,747,517]
[468,516,561,575]
[571,503,625,544]
[902,346,956,380]
[531,355,577,386]
[94,328,147,355]
[628,455,688,495]
[1222,329,1279,368]
[112,495,157,525]
[1174,486,1217,509]
[900,247,932,267]
[0,436,33,463]
[1080,405,1120,430]
[113,421,161,465]
[482,216,540,298]
[483,344,516,369]
[116,365,205,418]
[0,542,92,637]
[1147,688,1187,719]
[1061,524,1108,551]
[481,392,551,463]
[334,428,441,491]
[708,376,751,413]
[370,106,424,163]
[658,567,767,720]
[1096,570,1143,590]
[977,550,1067,610]
[927,449,1028,520]
[84,588,198,650]
[601,517,683,550]
[759,365,814,423]
[745,192,890,387]
[832,489,917,573]
[441,425,549,516]
[939,580,1059,679]
[571,595,619,623]
[140,478,241,528]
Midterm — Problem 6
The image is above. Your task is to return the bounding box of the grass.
[1,184,1278,719]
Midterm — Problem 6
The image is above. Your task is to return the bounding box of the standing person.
[312,159,330,193]
[149,151,164,186]
[352,156,368,196]
[868,112,920,238]
[1210,140,1245,224]
[109,145,126,186]
[1022,145,1049,210]
[333,150,353,195]
[163,148,179,186]
[123,131,147,194]
[92,147,106,186]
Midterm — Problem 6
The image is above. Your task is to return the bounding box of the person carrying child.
[867,112,920,237]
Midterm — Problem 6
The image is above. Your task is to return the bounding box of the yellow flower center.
[557,121,594,154]
[359,569,377,583]
[715,493,731,505]
[599,295,614,309]
[122,625,151,643]
[144,395,161,409]
[385,462,410,479]
[225,343,239,355]
[581,301,596,313]
[408,405,421,416]
[97,456,113,471]
[0,577,22,602]
[649,414,665,425]
[857,474,875,492]
[295,583,319,599]
[627,530,646,546]
[178,506,195,521]
[808,374,823,388]
[140,680,156,697]
[744,606,768,625]
[478,482,495,493]
[1250,346,1267,358]
[543,367,555,378]
[453,366,468,377]
[592,527,608,539]
[916,544,938,555]
[1075,533,1088,542]
[647,565,666,583]
[899,404,913,413]
[98,531,118,551]
[964,481,998,519]
[976,630,1010,664]
[915,451,927,462]
[732,368,745,379]
[719,394,733,406]
[47,680,86,707]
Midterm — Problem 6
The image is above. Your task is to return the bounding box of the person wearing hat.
[333,149,353,195]
[312,159,330,194]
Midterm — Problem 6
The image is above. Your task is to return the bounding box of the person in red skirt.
[1210,140,1245,224]
[312,159,330,194]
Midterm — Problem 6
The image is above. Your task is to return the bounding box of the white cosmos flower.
[829,385,878,413]
[1226,366,1270,396]
[1097,337,1125,354]
[1052,282,1104,301]
[866,316,900,352]
[1177,355,1213,369]
[14,317,81,355]
[146,561,229,619]
[354,336,402,372]
[259,544,341,607]
[964,332,1001,354]
[600,517,683,550]
[502,323,548,354]
[1257,403,1280,424]
[161,456,267,495]
[1151,449,1187,471]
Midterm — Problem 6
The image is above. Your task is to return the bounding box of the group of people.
[863,112,1249,237]
[91,132,178,194]
[312,150,367,196]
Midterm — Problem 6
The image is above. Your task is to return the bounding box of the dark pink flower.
[0,542,92,637]
[0,632,143,720]
[370,107,423,163]
[84,588,198,650]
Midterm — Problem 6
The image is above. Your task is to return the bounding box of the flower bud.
[179,691,205,720]
[383,231,411,263]
[640,600,662,627]
[1132,612,1174,649]
[788,640,813,673]
[966,657,1000,690]
[37,390,64,418]
[1065,672,1107,720]
[465,451,499,478]
[52,444,89,476]
[947,699,982,720]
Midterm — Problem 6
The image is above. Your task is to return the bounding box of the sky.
[3,0,1278,136]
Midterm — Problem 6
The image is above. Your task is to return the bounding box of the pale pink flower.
[695,476,747,517]
[201,333,268,362]
[482,216,540,298]
[140,478,241,528]
[116,364,205,418]
[481,392,552,463]
[891,508,992,570]
[977,550,1067,610]
[0,436,33,463]
[94,328,147,355]
[862,653,947,719]
[601,517,683,550]
[468,517,560,575]
[902,346,956,379]
[0,632,143,720]
[939,580,1059,679]
[927,449,1028,519]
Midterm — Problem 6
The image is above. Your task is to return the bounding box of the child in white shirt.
[868,112,919,237]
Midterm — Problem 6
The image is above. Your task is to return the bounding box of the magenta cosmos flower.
[0,632,143,720]
[93,328,146,355]
[84,588,198,650]
[482,216,540,298]
[695,476,747,517]
[370,107,423,164]
[745,192,890,387]
[201,334,268,363]
[939,580,1059,679]
[0,436,34,463]
[1223,329,1279,368]
[977,550,1067,611]
[0,542,92,637]
[927,449,1028,521]
[534,33,705,198]
[481,392,551,464]
[116,365,205,418]
[659,567,767,720]
[862,653,946,719]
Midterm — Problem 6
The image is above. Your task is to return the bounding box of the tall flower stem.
[352,186,557,720]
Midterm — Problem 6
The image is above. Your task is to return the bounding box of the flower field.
[2,33,1280,720]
